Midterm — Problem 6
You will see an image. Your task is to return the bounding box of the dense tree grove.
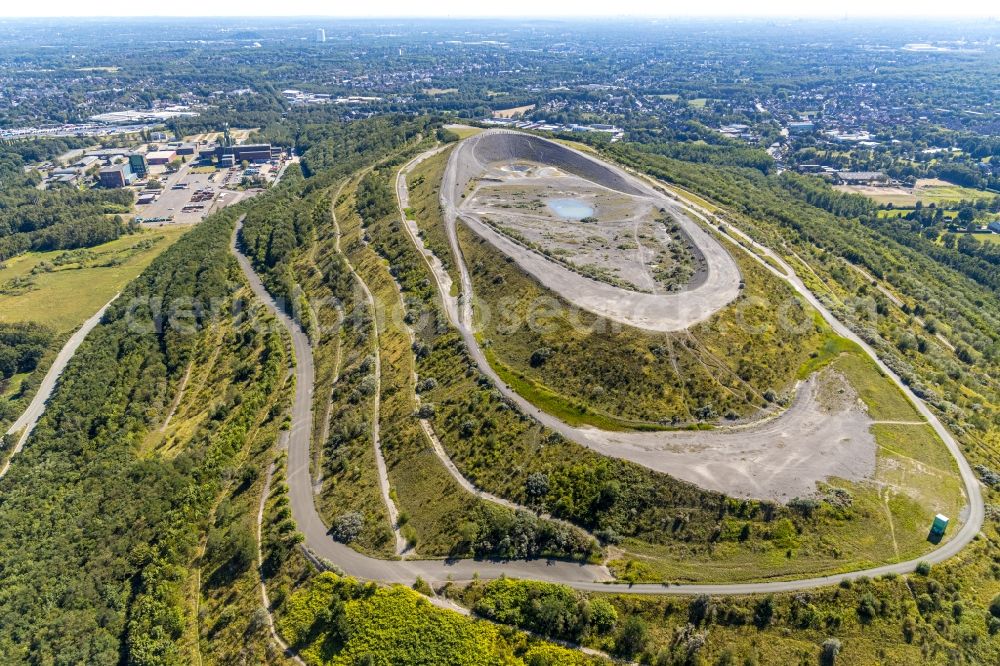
[0,322,52,381]
[0,147,135,262]
[0,136,99,164]
[355,171,396,222]
[0,204,285,663]
[240,115,442,330]
[472,578,618,643]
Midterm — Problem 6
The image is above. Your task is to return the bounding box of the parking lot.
[133,158,285,226]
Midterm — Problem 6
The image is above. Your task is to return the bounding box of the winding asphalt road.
[232,215,611,587]
[1,296,117,480]
[233,140,983,594]
[2,143,982,598]
[429,135,981,590]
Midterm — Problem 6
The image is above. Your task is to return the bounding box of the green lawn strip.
[833,351,925,422]
[873,423,965,549]
[795,331,859,379]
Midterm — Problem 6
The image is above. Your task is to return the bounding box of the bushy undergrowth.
[278,572,596,665]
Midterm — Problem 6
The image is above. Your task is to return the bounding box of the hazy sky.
[1,0,996,19]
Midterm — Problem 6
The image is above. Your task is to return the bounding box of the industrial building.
[146,150,176,165]
[84,148,133,160]
[74,155,100,170]
[99,163,134,188]
[214,143,279,164]
[832,171,889,185]
[49,169,83,186]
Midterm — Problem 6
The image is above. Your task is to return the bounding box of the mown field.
[0,224,190,333]
[0,224,191,431]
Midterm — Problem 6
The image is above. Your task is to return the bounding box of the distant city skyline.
[1,0,997,19]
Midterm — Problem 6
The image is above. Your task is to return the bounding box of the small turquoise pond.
[546,198,594,220]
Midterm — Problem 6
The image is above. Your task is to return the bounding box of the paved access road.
[232,137,983,596]
[1,296,118,480]
[231,215,611,586]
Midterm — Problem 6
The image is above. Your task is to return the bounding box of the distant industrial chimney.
[315,28,326,43]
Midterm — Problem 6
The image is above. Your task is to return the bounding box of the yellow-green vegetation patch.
[277,572,595,665]
[835,179,995,207]
[585,569,989,665]
[832,350,924,422]
[973,232,1000,244]
[187,301,295,662]
[0,225,190,333]
[481,344,671,432]
[449,547,1000,664]
[873,423,964,543]
[664,184,719,212]
[460,220,827,427]
[449,125,485,139]
[796,331,859,379]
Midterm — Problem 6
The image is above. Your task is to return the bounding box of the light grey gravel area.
[575,370,878,501]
